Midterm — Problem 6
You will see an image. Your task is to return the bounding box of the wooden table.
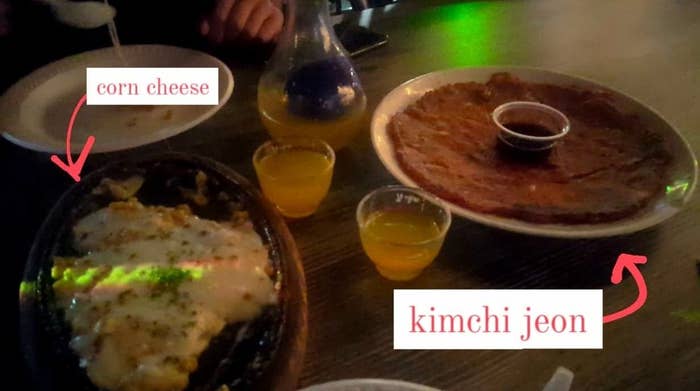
[4,0,699,390]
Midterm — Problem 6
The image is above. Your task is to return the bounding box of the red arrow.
[50,94,95,182]
[603,253,648,323]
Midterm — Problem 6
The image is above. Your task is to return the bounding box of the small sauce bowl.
[492,101,570,151]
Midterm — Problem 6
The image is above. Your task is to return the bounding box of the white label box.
[394,289,603,349]
[86,67,219,105]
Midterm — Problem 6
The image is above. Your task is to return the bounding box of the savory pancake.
[387,73,671,224]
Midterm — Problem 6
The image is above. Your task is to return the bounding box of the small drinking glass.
[356,186,452,281]
[253,137,335,218]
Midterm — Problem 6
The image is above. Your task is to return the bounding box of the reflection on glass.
[665,178,691,202]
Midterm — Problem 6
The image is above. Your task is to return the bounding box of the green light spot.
[75,267,102,287]
[672,310,700,324]
[106,266,203,296]
[665,179,690,201]
[148,267,195,288]
[19,280,37,297]
[407,1,504,66]
[102,266,128,285]
[190,268,204,280]
[53,263,204,294]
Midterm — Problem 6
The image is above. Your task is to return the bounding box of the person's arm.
[200,0,284,45]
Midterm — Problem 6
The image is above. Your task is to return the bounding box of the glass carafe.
[258,0,367,150]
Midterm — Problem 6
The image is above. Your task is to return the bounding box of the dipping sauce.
[254,144,334,218]
[359,210,445,281]
[503,122,556,137]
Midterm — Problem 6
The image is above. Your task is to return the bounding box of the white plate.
[300,379,440,391]
[371,67,698,238]
[0,44,233,153]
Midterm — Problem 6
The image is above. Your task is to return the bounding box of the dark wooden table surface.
[4,0,699,390]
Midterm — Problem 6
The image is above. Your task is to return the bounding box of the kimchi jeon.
[387,73,671,224]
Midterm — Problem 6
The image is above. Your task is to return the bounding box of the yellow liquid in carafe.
[359,210,444,281]
[254,149,333,218]
[258,89,366,150]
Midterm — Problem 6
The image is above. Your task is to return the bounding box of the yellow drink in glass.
[357,186,451,281]
[253,138,335,218]
[258,88,366,151]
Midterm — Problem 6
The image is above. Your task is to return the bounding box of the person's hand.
[200,0,283,45]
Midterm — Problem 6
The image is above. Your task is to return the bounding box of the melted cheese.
[53,198,277,391]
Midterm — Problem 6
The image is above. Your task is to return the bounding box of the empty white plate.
[0,44,233,153]
[300,379,440,391]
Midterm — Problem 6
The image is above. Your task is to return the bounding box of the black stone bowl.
[19,153,306,391]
